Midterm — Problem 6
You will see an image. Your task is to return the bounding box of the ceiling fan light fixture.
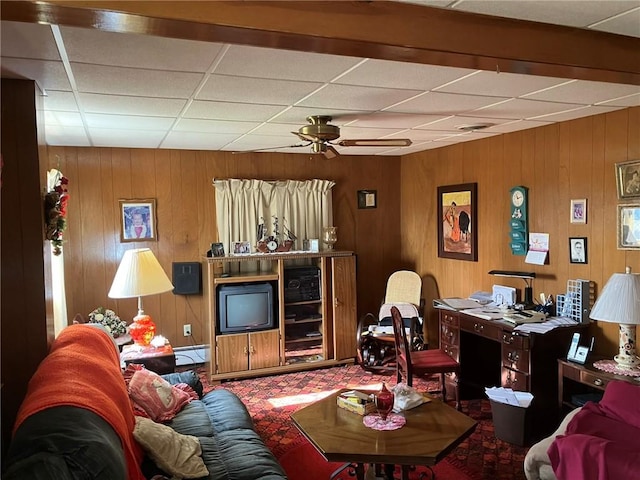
[455,123,495,132]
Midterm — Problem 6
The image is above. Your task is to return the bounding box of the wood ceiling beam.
[4,0,639,85]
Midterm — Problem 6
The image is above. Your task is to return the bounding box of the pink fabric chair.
[391,305,460,410]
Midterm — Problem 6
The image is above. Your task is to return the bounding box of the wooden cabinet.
[204,251,357,382]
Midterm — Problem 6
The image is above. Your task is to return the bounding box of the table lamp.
[589,266,640,369]
[108,248,174,346]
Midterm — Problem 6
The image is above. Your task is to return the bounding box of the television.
[217,282,276,334]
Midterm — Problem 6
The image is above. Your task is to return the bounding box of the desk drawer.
[580,370,610,391]
[441,343,459,362]
[440,312,459,327]
[502,346,530,373]
[502,367,529,392]
[440,322,459,346]
[501,333,529,349]
[460,316,503,341]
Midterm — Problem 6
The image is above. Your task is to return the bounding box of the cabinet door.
[216,334,249,374]
[332,255,357,361]
[249,330,281,370]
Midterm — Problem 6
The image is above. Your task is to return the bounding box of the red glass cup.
[374,383,395,421]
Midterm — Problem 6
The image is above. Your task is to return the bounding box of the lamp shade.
[589,267,640,325]
[108,248,173,299]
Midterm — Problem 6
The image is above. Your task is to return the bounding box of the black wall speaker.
[172,262,201,295]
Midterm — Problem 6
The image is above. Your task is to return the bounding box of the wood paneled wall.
[402,107,640,356]
[47,106,638,356]
[46,147,402,347]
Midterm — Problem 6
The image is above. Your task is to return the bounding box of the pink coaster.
[363,413,406,431]
[593,359,640,377]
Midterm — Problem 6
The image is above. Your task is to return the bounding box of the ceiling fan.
[234,115,412,158]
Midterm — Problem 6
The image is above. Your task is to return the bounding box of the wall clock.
[509,186,528,255]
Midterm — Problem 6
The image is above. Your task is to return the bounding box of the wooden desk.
[438,310,586,440]
[558,358,640,412]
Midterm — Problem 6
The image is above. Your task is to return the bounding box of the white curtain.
[47,169,68,336]
[213,179,335,254]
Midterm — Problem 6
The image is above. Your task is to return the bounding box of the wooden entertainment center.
[203,251,357,382]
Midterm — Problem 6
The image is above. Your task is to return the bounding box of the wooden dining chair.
[391,305,460,410]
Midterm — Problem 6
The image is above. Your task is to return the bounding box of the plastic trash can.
[490,399,532,447]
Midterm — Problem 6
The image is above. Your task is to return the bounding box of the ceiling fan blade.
[338,138,412,147]
[232,142,309,154]
[293,131,318,143]
[323,145,339,159]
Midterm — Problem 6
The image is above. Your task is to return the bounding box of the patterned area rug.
[196,364,528,480]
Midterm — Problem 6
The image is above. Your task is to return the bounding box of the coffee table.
[290,388,477,480]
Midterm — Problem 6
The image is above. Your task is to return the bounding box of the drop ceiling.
[1,0,639,156]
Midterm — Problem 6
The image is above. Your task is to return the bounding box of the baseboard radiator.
[173,344,210,367]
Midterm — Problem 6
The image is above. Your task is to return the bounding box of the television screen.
[217,282,276,334]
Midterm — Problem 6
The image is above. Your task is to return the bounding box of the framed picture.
[211,242,225,257]
[119,199,157,242]
[569,237,588,264]
[437,183,477,261]
[357,190,377,209]
[617,204,640,250]
[232,241,251,255]
[615,160,640,199]
[570,199,587,224]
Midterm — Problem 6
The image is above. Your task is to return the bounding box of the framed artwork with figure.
[618,204,640,250]
[437,183,477,261]
[569,237,587,264]
[119,199,157,242]
[616,160,640,199]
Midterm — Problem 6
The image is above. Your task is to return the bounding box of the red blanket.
[14,324,145,480]
[548,380,640,480]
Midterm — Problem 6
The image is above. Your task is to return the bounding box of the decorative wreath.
[44,170,69,255]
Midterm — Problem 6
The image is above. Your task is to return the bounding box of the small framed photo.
[211,242,225,257]
[616,160,640,199]
[569,237,587,264]
[618,204,640,250]
[570,199,587,224]
[357,190,377,209]
[232,241,251,255]
[119,199,157,242]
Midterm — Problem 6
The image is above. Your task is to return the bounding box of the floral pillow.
[128,367,193,422]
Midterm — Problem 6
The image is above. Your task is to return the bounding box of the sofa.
[524,380,640,480]
[2,324,286,480]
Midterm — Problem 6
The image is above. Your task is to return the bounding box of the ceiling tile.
[590,7,640,37]
[1,21,60,60]
[60,26,223,72]
[297,84,423,110]
[44,111,83,127]
[467,98,584,119]
[184,101,286,121]
[488,119,553,133]
[89,128,167,148]
[270,107,369,125]
[1,58,71,90]
[84,113,175,130]
[79,93,187,116]
[452,0,637,29]
[344,112,448,129]
[597,93,640,107]
[71,63,203,98]
[387,91,509,115]
[436,71,570,98]
[45,125,90,146]
[335,59,476,90]
[338,125,408,139]
[389,129,458,141]
[44,90,79,112]
[197,75,323,105]
[161,131,242,150]
[174,118,261,134]
[523,80,640,104]
[414,114,512,131]
[215,44,362,82]
[250,123,299,136]
[528,104,625,122]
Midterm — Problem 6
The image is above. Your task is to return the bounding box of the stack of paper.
[433,298,481,311]
[513,316,578,334]
[485,387,533,408]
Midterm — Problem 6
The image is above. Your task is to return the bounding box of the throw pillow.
[128,368,193,422]
[133,417,209,479]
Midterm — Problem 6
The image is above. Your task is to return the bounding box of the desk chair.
[391,305,460,410]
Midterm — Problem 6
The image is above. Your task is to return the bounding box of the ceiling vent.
[455,123,495,132]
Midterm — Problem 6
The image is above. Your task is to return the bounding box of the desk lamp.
[108,248,173,346]
[489,270,536,308]
[589,267,640,369]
